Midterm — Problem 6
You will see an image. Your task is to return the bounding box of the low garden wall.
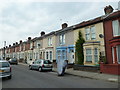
[73,64,100,72]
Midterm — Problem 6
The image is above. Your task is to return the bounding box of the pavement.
[53,68,119,83]
[19,63,119,83]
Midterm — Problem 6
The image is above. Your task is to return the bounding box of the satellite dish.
[99,34,104,38]
[38,44,41,46]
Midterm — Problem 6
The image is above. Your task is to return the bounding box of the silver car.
[29,59,53,72]
[0,60,12,79]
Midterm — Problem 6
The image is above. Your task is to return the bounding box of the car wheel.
[8,75,12,79]
[38,67,42,72]
[29,66,32,70]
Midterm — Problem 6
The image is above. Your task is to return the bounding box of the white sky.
[0,0,119,48]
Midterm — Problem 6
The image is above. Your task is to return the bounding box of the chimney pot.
[62,23,68,29]
[16,42,18,45]
[104,5,113,15]
[41,31,45,36]
[20,40,22,44]
[13,43,15,45]
[28,37,31,40]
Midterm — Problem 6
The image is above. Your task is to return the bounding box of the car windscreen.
[0,62,10,68]
[44,60,52,64]
[11,58,17,61]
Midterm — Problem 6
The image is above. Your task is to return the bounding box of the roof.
[1,10,119,49]
[103,10,120,20]
[42,31,55,38]
[74,15,105,29]
[55,26,73,35]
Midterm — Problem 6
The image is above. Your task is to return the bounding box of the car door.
[31,61,37,69]
[36,60,41,69]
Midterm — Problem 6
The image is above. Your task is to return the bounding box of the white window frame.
[86,48,92,62]
[85,26,96,40]
[112,47,115,63]
[94,48,98,63]
[85,27,90,40]
[49,51,52,61]
[112,20,120,37]
[48,37,52,46]
[91,26,96,40]
[30,43,33,49]
[59,34,65,45]
[117,45,120,64]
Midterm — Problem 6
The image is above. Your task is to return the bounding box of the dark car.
[9,58,18,65]
[29,59,53,71]
[0,60,12,79]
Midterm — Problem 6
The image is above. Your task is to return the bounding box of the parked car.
[29,59,53,71]
[0,60,12,79]
[9,58,18,65]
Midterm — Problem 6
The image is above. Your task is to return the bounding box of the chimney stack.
[104,5,113,15]
[28,37,31,40]
[13,43,15,46]
[41,31,45,36]
[16,42,18,45]
[19,40,22,44]
[62,23,68,29]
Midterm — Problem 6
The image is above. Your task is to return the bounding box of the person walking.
[61,60,68,76]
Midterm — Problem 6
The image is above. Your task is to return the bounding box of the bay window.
[117,45,120,64]
[94,48,98,63]
[86,48,92,62]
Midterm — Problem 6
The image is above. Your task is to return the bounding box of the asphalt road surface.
[2,64,118,88]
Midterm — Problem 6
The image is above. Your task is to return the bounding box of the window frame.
[85,26,96,40]
[86,48,92,62]
[46,51,49,60]
[91,26,96,40]
[94,48,98,63]
[59,34,65,45]
[112,20,120,37]
[117,45,120,64]
[48,37,52,46]
[49,51,52,61]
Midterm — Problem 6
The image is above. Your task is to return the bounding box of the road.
[2,64,118,88]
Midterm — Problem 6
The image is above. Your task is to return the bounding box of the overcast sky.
[0,0,119,48]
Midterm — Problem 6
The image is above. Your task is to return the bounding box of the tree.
[75,31,85,65]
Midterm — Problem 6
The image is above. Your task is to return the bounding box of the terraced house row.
[0,5,120,75]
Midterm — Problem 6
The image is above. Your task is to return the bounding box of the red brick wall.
[103,17,120,75]
[104,20,113,64]
[100,63,120,75]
